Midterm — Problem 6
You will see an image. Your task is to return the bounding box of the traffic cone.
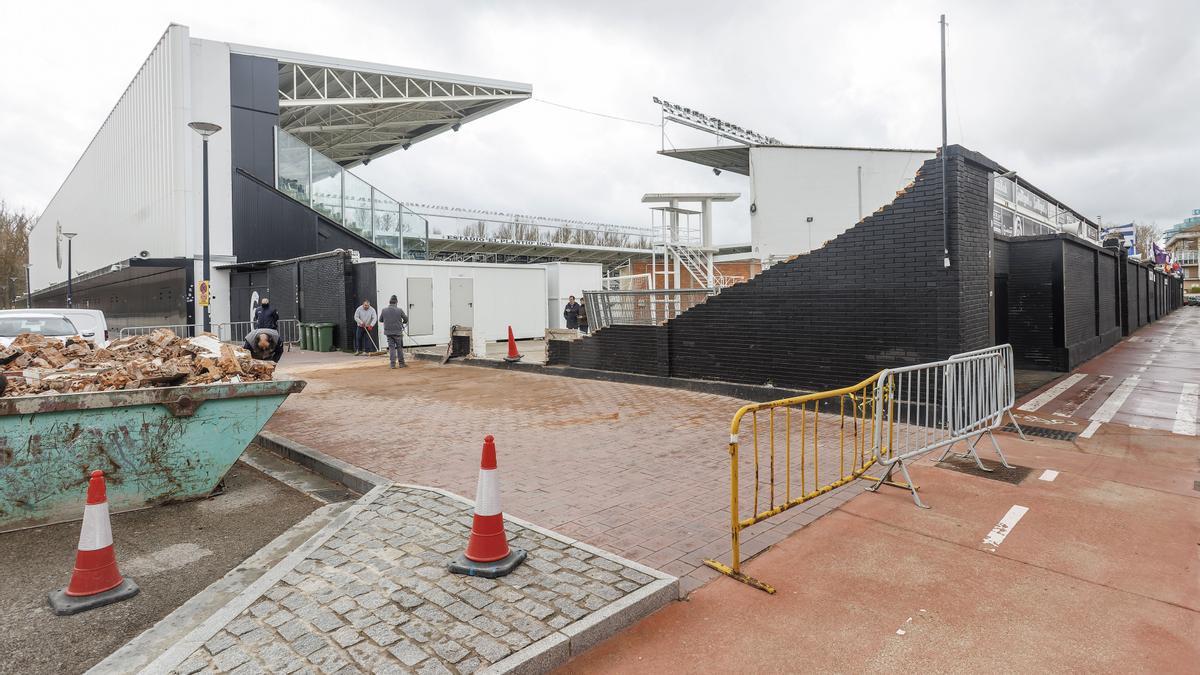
[503,326,523,363]
[48,470,139,615]
[448,435,527,578]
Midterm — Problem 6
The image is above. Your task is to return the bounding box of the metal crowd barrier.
[707,344,1021,592]
[118,320,301,348]
[583,288,714,330]
[703,371,886,594]
[946,344,1027,440]
[868,348,1014,508]
[118,324,202,338]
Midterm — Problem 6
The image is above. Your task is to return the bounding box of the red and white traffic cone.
[48,470,139,615]
[503,326,523,363]
[448,435,526,577]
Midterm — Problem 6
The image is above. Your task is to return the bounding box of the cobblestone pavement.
[272,358,870,595]
[161,485,674,674]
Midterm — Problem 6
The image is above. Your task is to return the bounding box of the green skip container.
[0,379,305,532]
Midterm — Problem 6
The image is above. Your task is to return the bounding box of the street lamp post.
[63,232,78,308]
[24,263,31,308]
[188,121,222,333]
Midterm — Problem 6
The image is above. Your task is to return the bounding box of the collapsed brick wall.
[567,146,995,391]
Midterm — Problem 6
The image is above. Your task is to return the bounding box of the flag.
[1153,242,1168,264]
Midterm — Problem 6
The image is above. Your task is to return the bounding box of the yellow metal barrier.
[703,371,886,593]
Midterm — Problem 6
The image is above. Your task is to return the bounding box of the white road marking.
[982,505,1030,552]
[1172,383,1199,436]
[1079,375,1141,439]
[1038,470,1059,481]
[1136,366,1147,373]
[1019,373,1087,411]
[1128,336,1142,342]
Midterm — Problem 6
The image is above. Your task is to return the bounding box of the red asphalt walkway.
[564,308,1200,671]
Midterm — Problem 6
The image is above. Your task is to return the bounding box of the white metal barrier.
[119,320,301,347]
[118,324,202,338]
[868,347,1016,508]
[941,344,1027,453]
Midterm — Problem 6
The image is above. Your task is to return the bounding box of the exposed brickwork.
[567,147,994,391]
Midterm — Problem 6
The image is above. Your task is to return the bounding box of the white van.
[0,308,110,347]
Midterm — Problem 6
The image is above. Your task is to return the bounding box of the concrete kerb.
[398,483,682,664]
[255,429,389,493]
[411,350,810,403]
[87,501,353,675]
[128,484,391,675]
[167,432,680,672]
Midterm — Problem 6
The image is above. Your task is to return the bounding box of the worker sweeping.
[379,295,409,369]
[353,299,378,356]
[243,327,284,363]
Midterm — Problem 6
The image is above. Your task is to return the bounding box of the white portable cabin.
[368,259,547,352]
[541,262,604,329]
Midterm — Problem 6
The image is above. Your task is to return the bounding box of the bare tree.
[0,202,36,308]
[1133,222,1161,259]
[458,220,487,238]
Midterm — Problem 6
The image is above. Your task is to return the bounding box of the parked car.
[0,308,109,347]
[0,313,81,349]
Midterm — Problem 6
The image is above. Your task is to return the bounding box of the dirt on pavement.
[0,461,321,675]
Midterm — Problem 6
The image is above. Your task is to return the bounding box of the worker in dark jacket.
[244,327,283,363]
[563,295,581,330]
[379,295,409,369]
[254,297,279,330]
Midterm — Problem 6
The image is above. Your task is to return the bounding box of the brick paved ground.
[272,357,870,594]
[165,485,673,674]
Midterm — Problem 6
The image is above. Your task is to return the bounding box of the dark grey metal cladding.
[228,54,395,264]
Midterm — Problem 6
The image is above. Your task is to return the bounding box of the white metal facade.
[748,146,935,264]
[30,24,236,324]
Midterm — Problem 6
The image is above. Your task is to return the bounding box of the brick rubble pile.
[0,328,275,397]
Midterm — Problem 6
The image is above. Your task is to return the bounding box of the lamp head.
[188,121,222,137]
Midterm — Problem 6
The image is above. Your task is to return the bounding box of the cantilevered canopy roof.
[659,144,936,177]
[230,45,532,167]
[659,146,751,175]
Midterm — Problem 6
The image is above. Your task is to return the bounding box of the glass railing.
[275,128,428,258]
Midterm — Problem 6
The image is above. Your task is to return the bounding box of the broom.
[365,326,418,359]
[363,328,388,357]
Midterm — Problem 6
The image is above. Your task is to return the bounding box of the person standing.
[254,297,279,330]
[563,295,581,330]
[578,299,589,334]
[353,299,377,355]
[379,295,409,369]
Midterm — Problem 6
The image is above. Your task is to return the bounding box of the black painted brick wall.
[568,325,668,377]
[1006,238,1062,369]
[566,147,994,391]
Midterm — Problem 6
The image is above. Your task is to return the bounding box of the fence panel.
[708,345,1020,593]
[583,289,713,330]
[703,371,885,594]
[868,351,1013,508]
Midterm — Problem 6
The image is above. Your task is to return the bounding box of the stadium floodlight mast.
[189,121,222,333]
[653,96,782,147]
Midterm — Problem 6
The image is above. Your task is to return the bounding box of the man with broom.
[379,295,409,369]
[353,299,378,356]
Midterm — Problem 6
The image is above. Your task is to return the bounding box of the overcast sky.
[2,0,1197,244]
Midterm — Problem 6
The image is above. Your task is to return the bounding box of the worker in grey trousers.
[379,295,409,369]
